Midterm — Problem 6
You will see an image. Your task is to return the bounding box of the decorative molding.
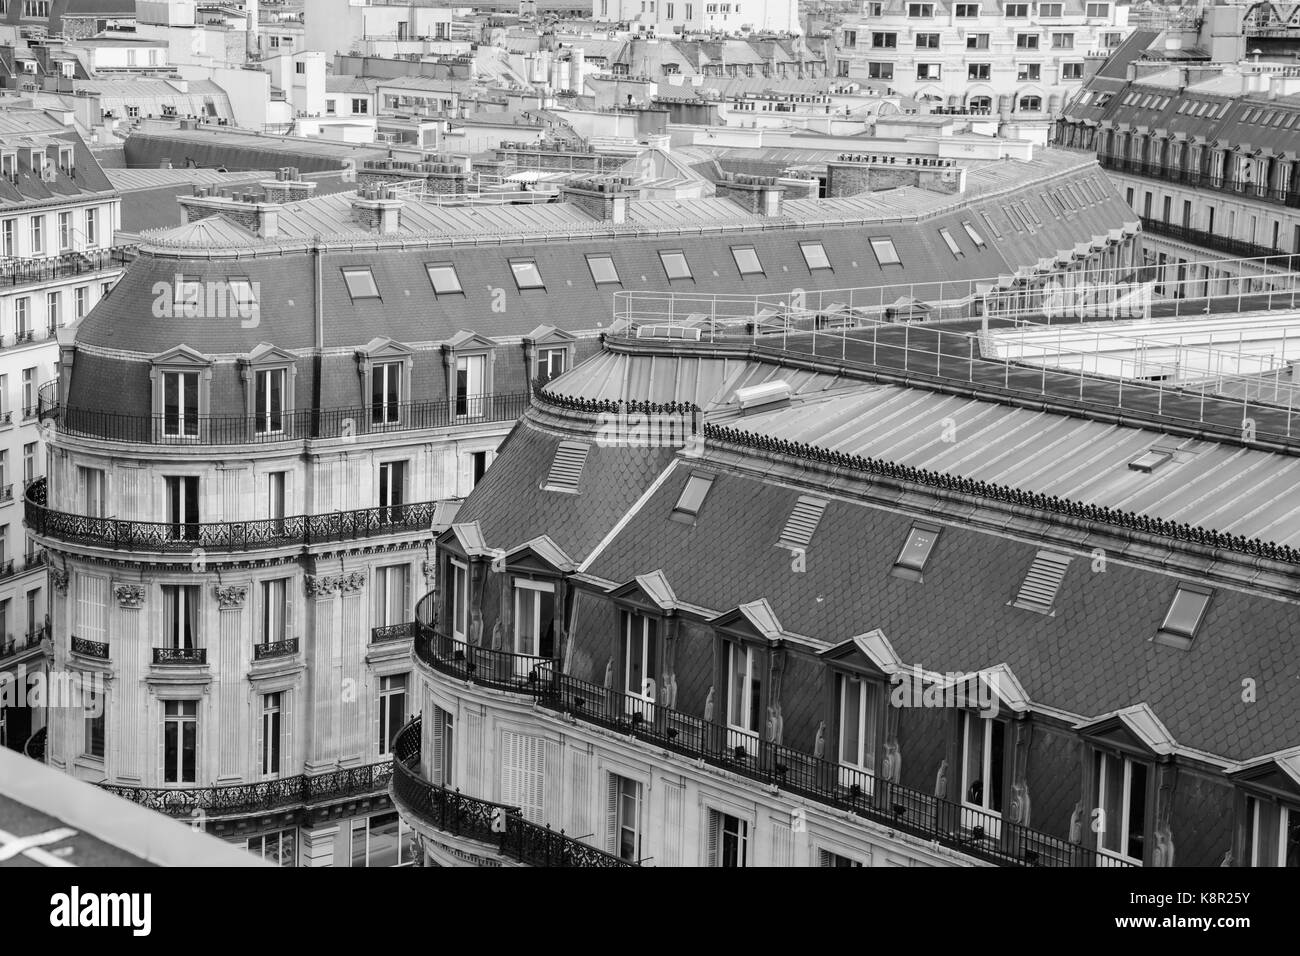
[214,584,248,610]
[50,567,69,593]
[115,584,145,609]
[305,570,368,597]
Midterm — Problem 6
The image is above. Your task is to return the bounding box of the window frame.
[730,245,763,276]
[341,266,381,300]
[658,250,693,282]
[585,253,621,286]
[799,241,832,271]
[425,263,463,296]
[869,236,901,267]
[509,258,546,290]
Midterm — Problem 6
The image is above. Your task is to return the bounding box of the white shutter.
[76,574,107,643]
[605,773,619,854]
[430,706,445,785]
[282,690,294,775]
[706,810,719,867]
[500,730,521,807]
[818,849,833,867]
[525,737,546,823]
[255,695,266,778]
[500,731,545,821]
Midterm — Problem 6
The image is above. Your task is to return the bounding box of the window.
[1063,62,1084,80]
[267,471,286,534]
[377,461,406,523]
[75,286,88,319]
[261,578,288,647]
[352,98,369,115]
[954,3,979,16]
[247,829,295,867]
[326,99,336,115]
[731,245,762,276]
[819,849,863,867]
[895,522,940,575]
[538,347,567,384]
[607,774,643,862]
[500,731,546,823]
[30,216,42,255]
[586,254,620,285]
[510,259,545,290]
[707,810,748,867]
[916,63,941,79]
[22,443,35,487]
[85,208,97,245]
[512,579,555,664]
[471,451,488,486]
[966,34,989,50]
[378,674,407,756]
[1247,797,1300,867]
[341,266,380,299]
[1039,2,1062,15]
[1104,31,1123,46]
[658,250,692,280]
[868,62,894,80]
[1019,95,1042,112]
[162,584,199,650]
[800,242,831,271]
[962,220,986,248]
[295,61,305,74]
[1157,585,1211,648]
[939,227,963,258]
[78,466,105,518]
[915,33,939,49]
[1051,33,1074,49]
[448,559,468,640]
[163,700,198,784]
[673,472,714,517]
[162,370,199,437]
[968,63,991,81]
[2,220,13,256]
[871,33,897,49]
[83,686,105,759]
[370,361,401,425]
[58,211,71,251]
[869,236,901,266]
[907,2,933,15]
[425,263,462,295]
[260,692,282,776]
[1018,63,1041,81]
[1016,34,1039,49]
[622,609,658,706]
[430,705,454,787]
[1005,2,1028,15]
[21,367,34,417]
[1085,2,1109,16]
[1095,751,1147,863]
[164,476,199,542]
[726,641,761,742]
[960,713,1005,833]
[253,368,284,434]
[842,29,856,48]
[15,298,29,339]
[837,673,879,786]
[455,353,485,417]
[351,812,413,867]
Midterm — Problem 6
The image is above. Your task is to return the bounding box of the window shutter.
[500,730,521,808]
[372,566,385,628]
[282,690,294,775]
[430,706,445,785]
[818,849,833,867]
[706,810,719,867]
[255,697,266,778]
[605,773,619,854]
[401,564,411,621]
[373,678,384,759]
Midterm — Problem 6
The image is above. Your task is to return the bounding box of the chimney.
[559,176,631,223]
[714,172,784,216]
[351,185,404,235]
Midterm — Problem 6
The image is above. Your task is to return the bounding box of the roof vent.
[636,325,701,341]
[734,380,791,412]
[544,440,590,492]
[778,495,828,549]
[1129,448,1174,473]
[1011,550,1072,615]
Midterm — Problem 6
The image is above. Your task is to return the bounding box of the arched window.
[1019,95,1042,112]
[968,95,992,112]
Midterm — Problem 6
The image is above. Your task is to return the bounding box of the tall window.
[959,713,1005,835]
[512,579,555,668]
[449,559,468,640]
[22,442,35,487]
[21,367,34,416]
[15,299,29,338]
[261,578,288,646]
[1094,751,1148,864]
[83,686,105,759]
[85,208,97,245]
[164,475,199,541]
[837,673,879,790]
[373,563,409,629]
[58,211,71,251]
[537,348,566,385]
[455,354,485,417]
[377,461,406,524]
[726,642,761,749]
[260,692,282,776]
[30,216,42,255]
[370,362,401,424]
[161,584,199,650]
[378,674,407,756]
[267,471,286,535]
[607,774,643,862]
[2,219,13,257]
[622,610,657,707]
[254,368,284,435]
[163,700,198,784]
[430,705,454,786]
[707,810,748,867]
[162,370,199,438]
[46,291,60,331]
[77,466,105,518]
[1247,797,1300,867]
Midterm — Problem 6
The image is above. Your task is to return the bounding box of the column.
[300,824,339,867]
[215,583,248,782]
[305,573,339,774]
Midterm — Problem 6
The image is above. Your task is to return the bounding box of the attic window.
[939,227,963,258]
[892,522,939,580]
[586,254,620,285]
[1128,449,1172,473]
[544,440,590,492]
[800,241,832,271]
[1011,550,1071,614]
[869,237,901,267]
[672,472,714,519]
[962,221,986,248]
[426,263,463,295]
[778,495,828,549]
[341,266,380,300]
[659,250,693,281]
[1155,585,1212,649]
[510,259,545,290]
[731,245,763,276]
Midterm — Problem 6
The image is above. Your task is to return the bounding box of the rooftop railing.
[0,247,132,289]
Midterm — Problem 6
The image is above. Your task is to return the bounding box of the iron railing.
[152,647,208,665]
[0,629,44,659]
[38,391,529,447]
[253,638,298,661]
[1139,217,1294,263]
[391,718,634,867]
[101,759,393,820]
[71,636,109,659]
[25,477,440,554]
[1098,154,1300,209]
[371,622,415,643]
[413,620,552,694]
[0,247,132,289]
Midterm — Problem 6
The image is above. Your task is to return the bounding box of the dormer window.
[163,371,199,438]
[1094,750,1149,865]
[1,152,15,183]
[356,338,414,430]
[1247,797,1300,867]
[512,577,556,676]
[958,711,1007,837]
[621,609,658,717]
[725,640,762,753]
[836,672,880,793]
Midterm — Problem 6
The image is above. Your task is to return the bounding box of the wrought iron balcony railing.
[0,247,132,290]
[38,390,529,447]
[100,759,393,820]
[25,477,439,554]
[414,622,552,694]
[152,647,208,665]
[371,622,415,643]
[1099,154,1300,209]
[1138,217,1295,264]
[391,718,634,867]
[253,638,299,661]
[0,628,43,659]
[71,635,109,659]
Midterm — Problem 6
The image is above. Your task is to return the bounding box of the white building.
[304,0,455,57]
[593,0,800,34]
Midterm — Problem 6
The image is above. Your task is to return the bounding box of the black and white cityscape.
[0,0,1293,889]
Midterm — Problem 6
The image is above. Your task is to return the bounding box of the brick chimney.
[714,172,784,216]
[351,185,404,235]
[261,166,316,202]
[559,176,631,223]
[177,189,282,238]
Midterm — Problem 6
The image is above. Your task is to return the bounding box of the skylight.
[510,260,545,290]
[586,254,620,285]
[731,245,763,276]
[938,227,962,258]
[426,263,462,295]
[659,250,693,280]
[341,266,379,299]
[673,472,715,518]
[980,212,1002,239]
[893,522,940,579]
[1128,449,1173,473]
[778,495,828,549]
[961,220,986,248]
[1011,550,1071,614]
[544,441,590,492]
[1155,585,1212,649]
[800,241,832,271]
[869,236,901,266]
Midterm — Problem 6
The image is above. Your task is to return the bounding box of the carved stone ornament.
[50,567,69,593]
[306,570,368,596]
[214,584,248,609]
[115,584,145,609]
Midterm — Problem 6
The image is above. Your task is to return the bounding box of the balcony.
[0,627,44,660]
[410,610,1133,868]
[1138,217,1296,264]
[391,717,634,868]
[1099,154,1300,209]
[153,647,207,665]
[36,388,529,447]
[71,636,109,659]
[0,247,132,290]
[371,622,415,643]
[100,760,392,820]
[25,477,441,555]
[253,638,299,661]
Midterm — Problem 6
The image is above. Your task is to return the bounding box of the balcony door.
[959,711,1005,838]
[512,579,555,677]
[837,673,879,795]
[726,642,761,756]
[165,476,200,542]
[621,610,657,721]
[455,354,485,419]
